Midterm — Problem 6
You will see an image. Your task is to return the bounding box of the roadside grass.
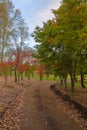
[10,71,87,89]
[36,73,87,107]
[32,73,60,81]
[14,71,87,109]
[32,73,87,88]
[66,79,87,89]
[6,72,87,108]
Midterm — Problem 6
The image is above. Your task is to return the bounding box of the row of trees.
[0,56,45,86]
[0,0,31,84]
[33,0,87,92]
[0,0,44,84]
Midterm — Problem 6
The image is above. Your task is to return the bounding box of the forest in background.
[33,0,87,92]
[0,0,87,93]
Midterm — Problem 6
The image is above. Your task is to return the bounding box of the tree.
[52,0,87,92]
[33,0,87,92]
[0,0,15,62]
[10,8,29,82]
[36,64,45,81]
[0,62,10,86]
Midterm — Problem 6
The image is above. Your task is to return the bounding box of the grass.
[3,72,87,108]
[33,73,60,81]
[9,71,87,89]
[32,73,87,108]
[32,73,87,88]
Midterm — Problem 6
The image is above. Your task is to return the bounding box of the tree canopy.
[33,0,87,92]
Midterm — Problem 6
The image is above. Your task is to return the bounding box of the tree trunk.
[21,72,23,80]
[1,39,4,63]
[54,74,57,80]
[27,71,30,80]
[80,70,85,88]
[64,78,67,88]
[40,73,43,81]
[70,73,75,93]
[46,71,49,80]
[74,73,77,82]
[4,76,7,86]
[31,72,34,77]
[15,66,17,82]
[59,76,63,86]
[18,72,20,83]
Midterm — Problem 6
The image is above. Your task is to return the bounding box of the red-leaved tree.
[36,64,45,81]
[0,62,10,86]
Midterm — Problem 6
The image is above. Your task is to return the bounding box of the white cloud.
[37,0,61,22]
[28,0,61,47]
[14,0,61,47]
[28,0,61,31]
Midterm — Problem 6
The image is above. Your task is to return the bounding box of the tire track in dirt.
[18,79,84,130]
[34,88,59,130]
[37,80,84,130]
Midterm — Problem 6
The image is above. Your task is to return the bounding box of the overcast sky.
[12,0,61,47]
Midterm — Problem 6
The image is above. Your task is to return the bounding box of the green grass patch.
[32,73,60,81]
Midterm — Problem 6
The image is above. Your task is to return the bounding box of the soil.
[0,77,87,130]
[18,79,84,130]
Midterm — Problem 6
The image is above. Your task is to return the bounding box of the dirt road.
[18,79,84,130]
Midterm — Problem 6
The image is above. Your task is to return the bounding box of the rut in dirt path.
[18,82,52,130]
[18,79,84,130]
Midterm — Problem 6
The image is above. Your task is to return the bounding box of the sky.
[12,0,61,48]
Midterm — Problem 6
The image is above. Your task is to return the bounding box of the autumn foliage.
[0,62,11,86]
[36,64,45,81]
